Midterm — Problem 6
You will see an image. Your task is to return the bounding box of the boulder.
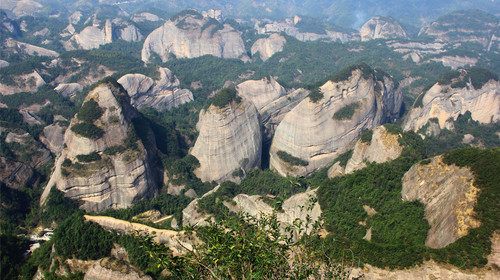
[251,33,286,61]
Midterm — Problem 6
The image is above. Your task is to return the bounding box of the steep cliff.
[270,64,402,176]
[235,76,285,111]
[403,69,499,132]
[250,33,286,61]
[141,11,247,63]
[328,125,403,177]
[190,91,262,183]
[118,67,194,111]
[401,156,480,248]
[359,16,408,41]
[42,80,159,212]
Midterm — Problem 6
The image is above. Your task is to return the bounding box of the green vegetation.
[330,63,373,83]
[103,145,125,155]
[276,150,309,166]
[467,67,498,89]
[70,123,104,139]
[40,188,79,226]
[210,88,241,108]
[76,152,101,163]
[333,102,360,120]
[171,9,203,21]
[295,16,327,34]
[437,70,460,85]
[332,150,354,168]
[77,100,103,122]
[307,88,323,103]
[360,129,373,143]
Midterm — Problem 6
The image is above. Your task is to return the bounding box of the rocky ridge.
[250,33,286,61]
[403,70,499,132]
[359,16,408,41]
[141,12,247,63]
[42,81,159,212]
[117,67,194,111]
[270,65,402,176]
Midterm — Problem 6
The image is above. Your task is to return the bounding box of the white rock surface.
[251,33,286,61]
[141,13,247,63]
[360,16,408,41]
[270,67,402,176]
[236,76,285,111]
[54,83,83,98]
[190,100,262,183]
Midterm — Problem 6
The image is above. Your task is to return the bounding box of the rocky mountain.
[402,155,480,248]
[250,33,286,61]
[403,69,500,133]
[328,125,403,177]
[359,16,408,41]
[42,80,160,212]
[141,10,248,63]
[190,90,262,183]
[270,64,402,176]
[63,18,143,50]
[117,67,193,111]
[418,9,499,50]
[235,76,286,111]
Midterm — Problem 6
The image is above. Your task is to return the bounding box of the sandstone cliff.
[42,81,159,212]
[84,258,152,280]
[403,70,499,132]
[64,19,143,51]
[235,76,285,111]
[190,99,262,183]
[141,12,247,63]
[0,70,45,95]
[250,33,286,61]
[328,125,403,178]
[402,156,480,248]
[359,16,408,41]
[117,67,194,111]
[270,65,402,176]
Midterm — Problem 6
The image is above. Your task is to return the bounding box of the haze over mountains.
[0,1,499,280]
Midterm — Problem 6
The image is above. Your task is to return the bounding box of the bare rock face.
[0,157,35,189]
[403,70,499,132]
[41,122,67,155]
[270,65,402,176]
[84,258,152,280]
[190,100,262,183]
[141,12,247,63]
[117,67,194,111]
[64,19,143,50]
[251,33,286,61]
[0,70,45,95]
[54,83,83,98]
[402,156,480,248]
[131,12,161,22]
[328,125,403,177]
[236,76,285,111]
[360,16,408,41]
[42,81,159,212]
[182,185,220,227]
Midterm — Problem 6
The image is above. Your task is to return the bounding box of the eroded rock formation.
[402,156,480,248]
[250,33,286,61]
[360,16,408,41]
[270,65,402,176]
[42,81,159,212]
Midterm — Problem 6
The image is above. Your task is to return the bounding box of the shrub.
[437,70,460,85]
[333,102,360,120]
[70,123,104,139]
[467,67,498,89]
[62,158,72,167]
[211,88,241,108]
[308,88,324,103]
[276,151,309,166]
[76,152,101,162]
[332,149,353,167]
[77,99,103,122]
[360,129,373,143]
[330,63,373,83]
[103,145,125,155]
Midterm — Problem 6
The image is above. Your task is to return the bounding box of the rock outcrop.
[235,77,286,111]
[64,19,143,50]
[190,98,262,183]
[251,33,286,61]
[141,11,247,63]
[403,70,499,132]
[117,67,194,111]
[328,125,403,177]
[401,156,480,248]
[3,38,58,57]
[0,157,35,189]
[42,81,159,212]
[270,64,402,176]
[360,16,408,41]
[84,258,152,280]
[0,70,46,95]
[54,83,83,98]
[41,122,67,155]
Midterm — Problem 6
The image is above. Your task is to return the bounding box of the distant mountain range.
[1,0,499,28]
